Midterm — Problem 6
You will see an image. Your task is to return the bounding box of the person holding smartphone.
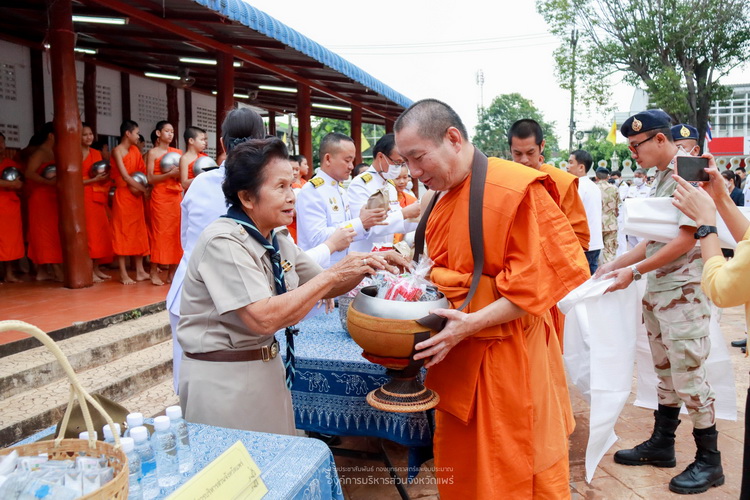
[671,158,750,499]
[595,110,723,495]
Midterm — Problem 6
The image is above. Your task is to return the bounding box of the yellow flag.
[361,132,371,152]
[281,132,287,144]
[606,120,617,145]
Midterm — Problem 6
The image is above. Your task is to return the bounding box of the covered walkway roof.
[0,0,411,124]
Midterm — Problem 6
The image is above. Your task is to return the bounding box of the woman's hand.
[672,174,717,226]
[326,252,392,283]
[375,250,412,274]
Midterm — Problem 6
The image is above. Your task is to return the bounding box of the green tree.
[473,93,560,160]
[572,126,632,168]
[537,0,750,149]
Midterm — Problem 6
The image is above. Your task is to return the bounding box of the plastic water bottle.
[78,431,97,441]
[152,416,180,488]
[165,406,193,474]
[102,423,122,444]
[131,426,160,500]
[121,437,143,500]
[126,413,148,438]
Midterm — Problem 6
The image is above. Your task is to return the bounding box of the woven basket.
[0,320,129,499]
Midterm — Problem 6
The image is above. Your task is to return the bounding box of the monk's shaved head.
[394,99,468,145]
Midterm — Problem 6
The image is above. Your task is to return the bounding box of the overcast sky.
[246,0,750,145]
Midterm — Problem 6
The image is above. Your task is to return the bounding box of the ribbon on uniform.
[222,205,298,389]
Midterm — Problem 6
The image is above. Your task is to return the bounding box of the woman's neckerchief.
[222,205,298,389]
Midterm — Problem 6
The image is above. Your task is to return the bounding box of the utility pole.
[568,27,578,152]
[476,69,485,115]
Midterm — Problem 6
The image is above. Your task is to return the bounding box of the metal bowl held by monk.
[193,155,218,176]
[131,171,149,186]
[2,166,21,182]
[347,285,448,413]
[159,152,181,173]
[42,165,56,180]
[89,160,109,178]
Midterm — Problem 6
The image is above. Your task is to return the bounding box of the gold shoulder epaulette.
[310,177,324,188]
[387,179,396,186]
[361,173,373,183]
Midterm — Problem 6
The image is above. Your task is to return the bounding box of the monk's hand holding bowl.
[413,308,476,368]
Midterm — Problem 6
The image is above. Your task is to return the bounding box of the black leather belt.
[184,340,279,362]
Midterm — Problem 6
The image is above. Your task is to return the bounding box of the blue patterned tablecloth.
[277,311,433,475]
[17,422,343,500]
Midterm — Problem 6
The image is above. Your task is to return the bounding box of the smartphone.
[676,156,710,182]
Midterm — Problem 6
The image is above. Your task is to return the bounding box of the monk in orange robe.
[394,165,417,243]
[395,99,589,499]
[179,126,208,192]
[146,121,182,285]
[25,122,63,282]
[111,120,150,285]
[508,119,591,345]
[288,155,307,242]
[0,133,24,282]
[81,124,113,282]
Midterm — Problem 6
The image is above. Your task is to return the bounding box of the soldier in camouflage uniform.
[595,110,723,495]
[595,167,619,263]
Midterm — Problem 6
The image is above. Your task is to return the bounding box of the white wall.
[191,91,218,158]
[0,40,34,148]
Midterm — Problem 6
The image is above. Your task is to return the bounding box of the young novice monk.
[111,120,150,285]
[146,120,182,285]
[81,123,113,282]
[0,131,24,282]
[178,126,208,192]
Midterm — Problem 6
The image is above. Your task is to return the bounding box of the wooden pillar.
[167,85,179,148]
[30,49,46,132]
[83,62,97,131]
[121,73,131,121]
[351,106,362,164]
[296,83,312,177]
[48,0,91,288]
[184,90,192,128]
[268,111,277,137]
[385,118,395,134]
[216,52,235,151]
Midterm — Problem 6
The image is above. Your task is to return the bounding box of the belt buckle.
[262,341,279,362]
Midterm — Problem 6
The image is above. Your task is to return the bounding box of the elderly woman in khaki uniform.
[178,137,406,435]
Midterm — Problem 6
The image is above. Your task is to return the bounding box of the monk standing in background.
[81,123,113,282]
[508,118,590,344]
[394,99,589,498]
[179,126,208,192]
[111,120,149,285]
[0,131,24,282]
[25,122,63,282]
[146,120,182,285]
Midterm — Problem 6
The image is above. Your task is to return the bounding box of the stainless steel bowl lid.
[131,171,148,185]
[350,286,449,321]
[1,166,21,181]
[193,155,218,176]
[160,152,181,171]
[89,160,109,177]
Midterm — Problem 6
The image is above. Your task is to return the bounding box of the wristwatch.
[630,265,642,281]
[694,225,718,239]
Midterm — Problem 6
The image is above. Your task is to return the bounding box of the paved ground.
[333,305,747,499]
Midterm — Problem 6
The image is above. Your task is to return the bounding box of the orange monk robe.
[185,152,207,182]
[539,163,591,346]
[82,149,113,261]
[287,180,308,243]
[27,161,63,265]
[0,158,25,262]
[111,145,149,256]
[425,158,590,499]
[149,147,183,265]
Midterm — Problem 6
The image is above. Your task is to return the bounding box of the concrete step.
[0,339,173,447]
[0,311,171,399]
[119,378,179,420]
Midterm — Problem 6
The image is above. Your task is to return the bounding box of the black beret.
[620,109,672,137]
[671,124,699,141]
[595,167,611,175]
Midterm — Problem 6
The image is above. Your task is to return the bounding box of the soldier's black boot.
[669,426,725,494]
[614,405,681,467]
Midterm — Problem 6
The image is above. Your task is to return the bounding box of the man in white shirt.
[568,150,603,274]
[347,134,421,253]
[295,133,386,267]
[625,167,651,248]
